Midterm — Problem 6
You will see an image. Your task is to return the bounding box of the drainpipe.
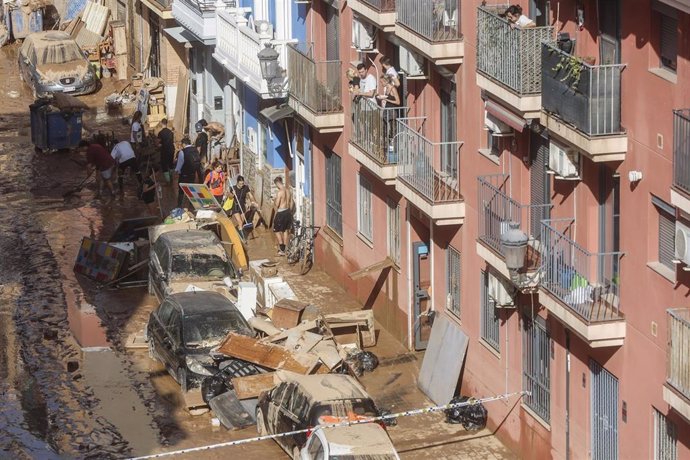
[406,206,413,350]
[565,329,571,460]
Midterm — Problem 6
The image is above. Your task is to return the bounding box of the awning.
[485,99,527,133]
[260,104,295,124]
[164,27,199,44]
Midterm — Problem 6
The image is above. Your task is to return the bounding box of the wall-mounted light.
[500,222,529,276]
[258,45,286,94]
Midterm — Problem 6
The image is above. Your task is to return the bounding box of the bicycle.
[286,220,320,275]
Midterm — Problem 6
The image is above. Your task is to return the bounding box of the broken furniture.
[218,333,319,374]
[321,310,376,349]
[271,299,309,329]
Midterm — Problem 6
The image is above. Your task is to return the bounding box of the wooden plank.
[312,339,341,370]
[114,54,128,81]
[217,333,315,374]
[172,69,189,136]
[124,332,147,349]
[284,330,322,354]
[348,257,395,280]
[111,22,127,55]
[231,373,277,400]
[323,310,376,348]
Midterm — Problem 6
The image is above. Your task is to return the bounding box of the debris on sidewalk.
[208,390,255,430]
[217,333,319,374]
[445,396,488,431]
[231,373,277,400]
[270,298,308,329]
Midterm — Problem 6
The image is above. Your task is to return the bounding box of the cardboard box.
[271,299,308,329]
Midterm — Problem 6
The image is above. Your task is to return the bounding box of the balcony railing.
[541,42,625,136]
[396,119,462,203]
[476,5,553,95]
[673,109,690,195]
[178,0,235,13]
[361,0,396,12]
[396,0,461,42]
[541,219,623,323]
[668,308,690,400]
[351,98,407,165]
[287,44,342,115]
[478,174,551,262]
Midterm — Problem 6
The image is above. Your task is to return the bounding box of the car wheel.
[148,272,155,296]
[292,446,300,460]
[256,408,267,436]
[177,367,188,393]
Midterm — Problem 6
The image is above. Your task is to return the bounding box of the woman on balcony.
[505,5,535,29]
[377,74,401,162]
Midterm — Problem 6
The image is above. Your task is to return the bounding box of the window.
[358,174,373,242]
[480,271,500,352]
[523,314,550,423]
[487,130,500,155]
[654,197,676,271]
[387,199,401,265]
[654,409,677,460]
[307,435,324,460]
[325,151,342,236]
[446,246,461,317]
[660,12,678,72]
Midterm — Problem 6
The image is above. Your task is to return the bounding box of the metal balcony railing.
[351,98,407,165]
[287,44,342,115]
[478,174,552,258]
[668,308,690,400]
[541,219,623,323]
[396,0,461,42]
[673,109,690,195]
[179,0,235,13]
[541,42,625,136]
[476,5,553,95]
[360,0,396,12]
[396,119,462,203]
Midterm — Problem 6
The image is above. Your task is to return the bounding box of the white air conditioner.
[488,272,515,308]
[675,221,690,265]
[399,44,425,78]
[485,111,513,136]
[548,141,580,180]
[352,19,375,51]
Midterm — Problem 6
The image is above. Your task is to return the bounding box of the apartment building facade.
[291,0,690,458]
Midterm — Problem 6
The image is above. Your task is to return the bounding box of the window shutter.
[325,4,340,61]
[530,131,551,240]
[660,13,678,70]
[658,210,675,270]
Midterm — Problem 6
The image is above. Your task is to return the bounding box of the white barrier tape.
[128,390,529,460]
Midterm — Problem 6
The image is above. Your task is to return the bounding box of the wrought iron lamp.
[258,45,285,94]
[500,222,529,279]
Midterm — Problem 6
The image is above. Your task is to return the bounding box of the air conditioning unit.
[548,141,580,180]
[352,19,375,51]
[399,44,425,78]
[675,221,690,265]
[488,271,515,308]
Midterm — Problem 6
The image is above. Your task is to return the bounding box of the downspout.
[565,329,571,460]
[406,206,413,350]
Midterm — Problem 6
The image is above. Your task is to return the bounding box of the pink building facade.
[285,0,690,458]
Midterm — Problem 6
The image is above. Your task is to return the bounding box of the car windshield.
[31,41,84,66]
[310,399,378,426]
[170,253,230,280]
[183,310,250,347]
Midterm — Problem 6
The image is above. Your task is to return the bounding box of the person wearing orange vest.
[204,160,226,205]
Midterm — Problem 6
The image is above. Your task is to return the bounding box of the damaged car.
[18,31,98,98]
[256,374,385,459]
[146,291,253,392]
[148,229,238,302]
[301,423,400,460]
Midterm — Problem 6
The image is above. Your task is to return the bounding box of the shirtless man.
[272,176,294,256]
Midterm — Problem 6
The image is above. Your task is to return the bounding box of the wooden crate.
[271,299,308,329]
[114,54,128,80]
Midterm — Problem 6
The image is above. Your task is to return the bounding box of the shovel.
[63,170,95,198]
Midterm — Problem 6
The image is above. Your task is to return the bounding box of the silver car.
[18,31,97,98]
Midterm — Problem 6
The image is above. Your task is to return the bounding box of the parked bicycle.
[286,220,320,275]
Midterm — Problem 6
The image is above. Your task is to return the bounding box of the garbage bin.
[30,99,83,151]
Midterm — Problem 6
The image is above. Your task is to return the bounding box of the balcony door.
[598,167,620,294]
[598,0,621,65]
[440,78,457,179]
[530,131,551,241]
[529,0,550,27]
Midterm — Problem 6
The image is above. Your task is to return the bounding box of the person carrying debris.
[78,138,116,200]
[203,160,226,205]
[272,176,294,256]
[230,175,258,238]
[110,139,142,197]
[157,118,175,184]
[175,137,203,208]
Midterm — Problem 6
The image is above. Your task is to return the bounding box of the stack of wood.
[110,21,127,80]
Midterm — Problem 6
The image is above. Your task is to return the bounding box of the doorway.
[412,241,432,350]
[590,360,619,460]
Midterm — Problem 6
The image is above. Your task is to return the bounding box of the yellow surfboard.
[216,214,248,269]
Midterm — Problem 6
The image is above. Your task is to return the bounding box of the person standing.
[194,119,209,164]
[175,137,202,208]
[230,175,258,236]
[130,111,144,152]
[79,139,116,200]
[354,63,377,100]
[380,56,400,87]
[272,176,294,256]
[110,139,142,197]
[140,167,158,215]
[203,160,226,205]
[157,118,175,184]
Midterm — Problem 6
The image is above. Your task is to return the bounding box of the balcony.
[286,44,343,133]
[140,0,173,19]
[477,175,551,288]
[214,12,285,99]
[540,42,627,162]
[395,119,464,225]
[395,0,464,65]
[664,308,690,422]
[172,0,236,43]
[475,5,552,118]
[348,98,409,184]
[539,219,625,347]
[349,0,396,31]
[671,110,690,214]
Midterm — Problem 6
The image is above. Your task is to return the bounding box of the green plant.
[551,53,588,89]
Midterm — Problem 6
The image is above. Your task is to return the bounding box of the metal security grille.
[522,315,550,423]
[358,175,373,241]
[590,360,619,460]
[387,199,401,265]
[530,131,550,241]
[325,3,339,61]
[446,247,460,317]
[657,206,675,270]
[673,109,690,194]
[654,409,677,460]
[480,271,499,352]
[325,151,342,236]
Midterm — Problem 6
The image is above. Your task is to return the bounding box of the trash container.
[30,99,83,151]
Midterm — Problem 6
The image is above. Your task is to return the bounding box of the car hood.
[318,424,397,456]
[35,61,89,82]
[167,281,233,299]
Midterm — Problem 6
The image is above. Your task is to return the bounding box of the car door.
[150,239,169,300]
[266,382,288,434]
[167,308,183,375]
[158,305,181,373]
[149,299,175,363]
[277,386,309,452]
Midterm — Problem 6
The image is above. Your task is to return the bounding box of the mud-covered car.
[256,374,383,459]
[301,423,400,460]
[146,291,253,392]
[148,229,238,302]
[18,31,97,98]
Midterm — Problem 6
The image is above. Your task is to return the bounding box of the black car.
[146,291,253,392]
[148,229,238,302]
[256,374,381,459]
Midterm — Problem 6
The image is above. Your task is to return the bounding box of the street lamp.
[258,45,281,81]
[500,222,529,274]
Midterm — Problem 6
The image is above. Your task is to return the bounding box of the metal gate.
[590,360,618,460]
